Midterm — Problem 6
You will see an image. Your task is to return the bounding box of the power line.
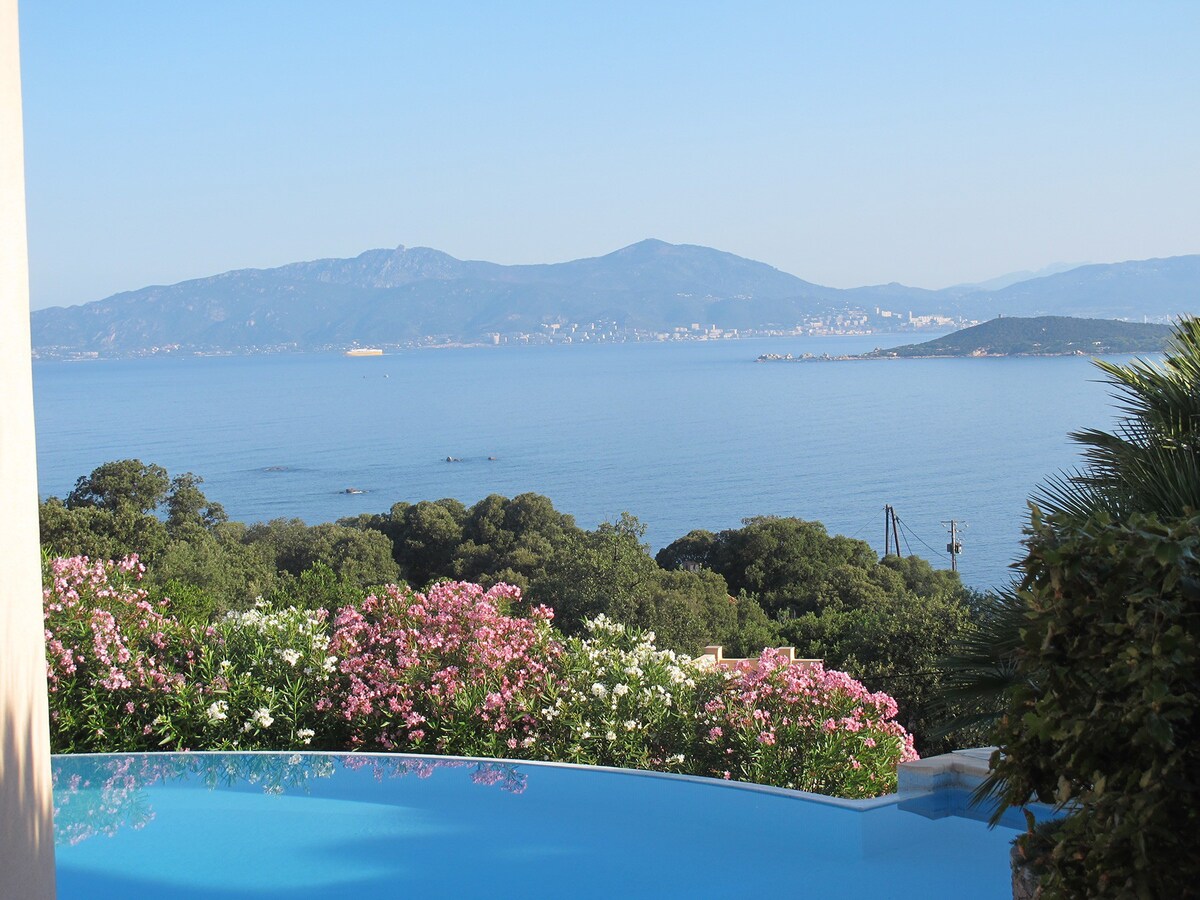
[848,514,881,542]
[893,514,947,561]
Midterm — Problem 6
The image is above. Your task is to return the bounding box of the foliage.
[779,556,979,752]
[1035,316,1200,522]
[43,555,194,752]
[43,461,403,622]
[936,586,1025,736]
[44,559,917,798]
[66,459,171,515]
[178,601,336,750]
[243,519,400,591]
[541,615,696,770]
[693,650,918,797]
[968,317,1200,895]
[660,518,977,752]
[320,581,563,757]
[989,510,1200,898]
[658,517,879,618]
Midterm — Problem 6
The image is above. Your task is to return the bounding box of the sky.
[17,1,1200,309]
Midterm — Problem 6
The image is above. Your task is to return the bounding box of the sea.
[32,334,1130,592]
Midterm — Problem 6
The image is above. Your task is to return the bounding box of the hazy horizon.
[18,2,1200,309]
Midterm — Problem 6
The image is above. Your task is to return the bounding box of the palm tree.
[1036,315,1200,522]
[939,316,1200,742]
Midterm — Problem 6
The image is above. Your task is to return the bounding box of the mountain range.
[30,240,1200,356]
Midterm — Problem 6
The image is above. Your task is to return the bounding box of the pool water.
[53,753,1041,899]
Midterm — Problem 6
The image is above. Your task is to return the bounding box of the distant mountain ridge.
[30,240,1200,356]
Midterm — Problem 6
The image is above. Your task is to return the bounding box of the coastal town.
[34,307,976,360]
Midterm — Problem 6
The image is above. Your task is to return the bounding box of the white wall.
[0,1,57,896]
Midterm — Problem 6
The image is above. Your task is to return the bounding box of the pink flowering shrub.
[693,649,918,797]
[320,581,563,757]
[44,556,195,751]
[44,559,917,799]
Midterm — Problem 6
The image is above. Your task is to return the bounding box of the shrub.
[44,560,916,799]
[541,615,696,770]
[320,581,563,757]
[175,601,336,750]
[990,510,1200,898]
[693,649,918,797]
[44,555,195,751]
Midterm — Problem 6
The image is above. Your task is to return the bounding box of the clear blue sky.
[18,1,1200,309]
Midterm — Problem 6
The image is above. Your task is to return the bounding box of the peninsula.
[758,316,1172,362]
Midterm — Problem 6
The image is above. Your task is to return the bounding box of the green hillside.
[863,316,1172,358]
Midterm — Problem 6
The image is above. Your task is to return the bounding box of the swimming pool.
[53,752,1041,899]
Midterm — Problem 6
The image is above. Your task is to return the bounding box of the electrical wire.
[893,514,948,561]
[847,514,881,542]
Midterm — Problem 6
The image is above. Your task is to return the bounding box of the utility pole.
[942,520,963,573]
[884,505,902,557]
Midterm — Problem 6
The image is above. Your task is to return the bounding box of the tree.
[1035,316,1200,522]
[165,473,227,537]
[655,529,717,571]
[44,460,228,562]
[780,556,976,752]
[242,519,399,589]
[982,318,1200,896]
[66,459,170,515]
[452,493,581,589]
[700,517,878,618]
[660,516,976,750]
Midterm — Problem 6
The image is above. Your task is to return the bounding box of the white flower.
[296,729,315,745]
[667,666,685,683]
[245,707,274,730]
[591,683,608,699]
[206,700,229,722]
[605,730,617,741]
[624,720,638,731]
[279,648,301,666]
[612,683,629,697]
[322,656,338,673]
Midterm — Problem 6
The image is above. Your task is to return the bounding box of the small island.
[758,316,1172,362]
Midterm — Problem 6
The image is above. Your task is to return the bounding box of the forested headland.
[40,459,984,754]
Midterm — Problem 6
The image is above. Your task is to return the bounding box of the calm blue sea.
[32,335,1126,591]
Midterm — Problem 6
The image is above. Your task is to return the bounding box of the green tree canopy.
[66,459,170,515]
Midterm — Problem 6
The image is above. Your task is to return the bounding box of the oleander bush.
[693,648,918,797]
[43,555,917,798]
[541,615,696,771]
[319,580,563,756]
[44,556,194,751]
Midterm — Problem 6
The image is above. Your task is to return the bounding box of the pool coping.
[53,748,981,814]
